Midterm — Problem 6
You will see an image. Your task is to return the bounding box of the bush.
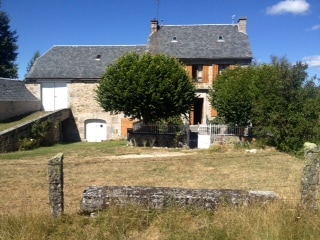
[31,120,55,146]
[19,138,38,151]
[19,120,55,151]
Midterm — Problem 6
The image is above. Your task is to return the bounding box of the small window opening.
[218,36,224,42]
[171,36,178,42]
[192,65,203,82]
[95,54,101,60]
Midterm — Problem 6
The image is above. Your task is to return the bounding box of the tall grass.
[1,203,320,240]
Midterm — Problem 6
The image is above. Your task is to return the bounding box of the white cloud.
[311,25,320,31]
[302,55,320,68]
[266,0,310,15]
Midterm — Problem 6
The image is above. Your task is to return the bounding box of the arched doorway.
[85,119,107,142]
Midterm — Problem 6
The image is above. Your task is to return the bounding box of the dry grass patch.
[0,141,302,215]
[1,141,318,239]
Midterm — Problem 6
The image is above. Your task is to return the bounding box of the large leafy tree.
[96,52,197,124]
[209,56,320,153]
[252,56,320,152]
[209,66,259,126]
[0,4,18,78]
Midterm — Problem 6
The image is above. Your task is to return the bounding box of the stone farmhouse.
[25,18,252,142]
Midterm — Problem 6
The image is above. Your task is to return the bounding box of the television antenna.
[155,0,160,20]
[232,15,236,24]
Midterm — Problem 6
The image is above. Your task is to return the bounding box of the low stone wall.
[80,186,277,214]
[0,101,42,122]
[127,132,187,148]
[0,109,72,152]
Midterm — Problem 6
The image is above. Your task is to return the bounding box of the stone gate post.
[48,153,64,218]
[301,142,320,211]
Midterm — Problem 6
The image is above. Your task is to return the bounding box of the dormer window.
[217,36,225,42]
[95,54,101,60]
[171,36,178,42]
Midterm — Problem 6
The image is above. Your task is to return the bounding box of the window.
[192,65,203,82]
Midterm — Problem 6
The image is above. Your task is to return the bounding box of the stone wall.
[0,109,72,152]
[0,100,41,121]
[128,132,187,148]
[81,186,278,214]
[68,82,124,140]
[25,82,41,99]
[0,79,42,121]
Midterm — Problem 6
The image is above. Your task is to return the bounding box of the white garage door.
[42,82,68,111]
[85,119,107,142]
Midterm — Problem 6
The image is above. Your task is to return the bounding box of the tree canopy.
[0,6,18,78]
[208,66,259,126]
[96,52,197,124]
[25,50,40,77]
[252,57,320,152]
[209,56,320,152]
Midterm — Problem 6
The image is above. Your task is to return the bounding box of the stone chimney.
[238,17,247,34]
[150,19,159,34]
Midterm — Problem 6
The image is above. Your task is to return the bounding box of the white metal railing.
[197,124,253,144]
[198,124,251,135]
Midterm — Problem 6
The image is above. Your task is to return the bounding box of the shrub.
[19,138,38,151]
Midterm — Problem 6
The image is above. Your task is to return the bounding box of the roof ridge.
[162,24,237,27]
[52,44,147,47]
[0,77,20,81]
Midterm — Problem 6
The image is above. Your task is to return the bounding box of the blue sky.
[2,0,320,79]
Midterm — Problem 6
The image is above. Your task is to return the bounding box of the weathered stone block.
[80,186,277,214]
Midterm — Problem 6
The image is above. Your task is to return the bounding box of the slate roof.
[27,45,147,79]
[26,22,252,80]
[0,78,39,101]
[148,24,252,60]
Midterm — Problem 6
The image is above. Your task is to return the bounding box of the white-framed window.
[192,65,203,82]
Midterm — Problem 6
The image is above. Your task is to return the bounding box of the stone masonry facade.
[26,82,124,141]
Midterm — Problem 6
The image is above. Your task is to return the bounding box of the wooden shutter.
[211,108,218,117]
[202,65,209,83]
[186,65,193,79]
[121,118,135,137]
[190,111,194,125]
[213,64,219,80]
